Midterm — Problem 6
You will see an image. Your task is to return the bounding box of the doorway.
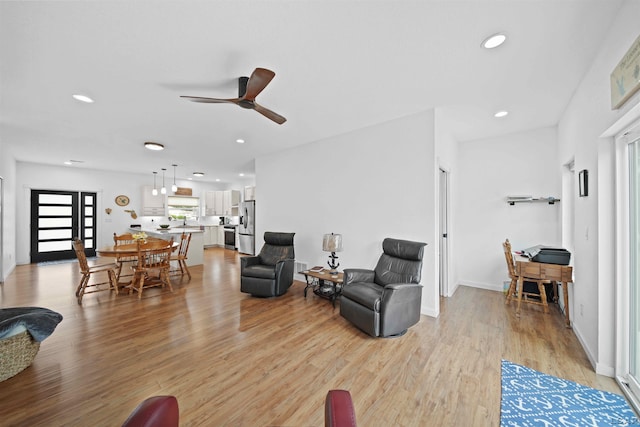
[439,167,449,296]
[30,190,97,263]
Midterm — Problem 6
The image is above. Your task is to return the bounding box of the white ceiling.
[0,0,624,185]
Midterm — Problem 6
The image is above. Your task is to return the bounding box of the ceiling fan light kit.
[181,67,287,125]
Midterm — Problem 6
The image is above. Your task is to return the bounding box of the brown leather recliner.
[121,395,179,427]
[340,238,427,337]
[325,389,357,427]
[240,232,295,297]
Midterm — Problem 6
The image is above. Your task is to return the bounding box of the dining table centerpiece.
[132,231,148,243]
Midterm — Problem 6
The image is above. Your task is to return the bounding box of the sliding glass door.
[629,138,640,399]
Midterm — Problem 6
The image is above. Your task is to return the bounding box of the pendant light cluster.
[150,164,180,195]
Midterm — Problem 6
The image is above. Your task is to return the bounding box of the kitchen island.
[128,227,204,266]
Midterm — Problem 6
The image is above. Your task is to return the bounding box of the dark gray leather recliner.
[240,232,295,297]
[340,238,427,337]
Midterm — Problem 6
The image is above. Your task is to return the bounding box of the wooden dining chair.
[129,239,174,299]
[72,238,119,304]
[170,232,191,280]
[503,238,550,315]
[113,232,136,282]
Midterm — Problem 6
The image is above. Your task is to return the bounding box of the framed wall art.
[579,169,589,197]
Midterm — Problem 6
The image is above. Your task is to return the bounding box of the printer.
[522,245,571,265]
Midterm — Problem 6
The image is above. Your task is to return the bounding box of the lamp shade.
[322,233,343,252]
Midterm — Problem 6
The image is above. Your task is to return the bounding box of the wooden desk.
[301,269,344,307]
[510,255,573,328]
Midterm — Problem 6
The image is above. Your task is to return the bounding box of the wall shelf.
[506,196,560,206]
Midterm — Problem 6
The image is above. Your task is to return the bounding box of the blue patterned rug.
[501,359,639,426]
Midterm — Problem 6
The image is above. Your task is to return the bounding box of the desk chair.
[72,238,119,304]
[503,239,551,314]
[170,232,191,280]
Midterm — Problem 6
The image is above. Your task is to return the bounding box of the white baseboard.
[573,323,615,377]
[458,280,504,293]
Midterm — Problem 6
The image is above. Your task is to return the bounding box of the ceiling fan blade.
[254,102,286,125]
[180,96,240,104]
[243,68,275,101]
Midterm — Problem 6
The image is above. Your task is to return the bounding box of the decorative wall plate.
[115,195,130,206]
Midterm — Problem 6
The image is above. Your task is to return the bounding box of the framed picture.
[579,169,588,197]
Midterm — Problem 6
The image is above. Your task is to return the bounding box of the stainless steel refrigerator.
[238,200,255,255]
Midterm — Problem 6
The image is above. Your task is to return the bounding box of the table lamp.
[322,233,343,273]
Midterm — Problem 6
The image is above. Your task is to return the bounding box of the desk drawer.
[516,262,573,282]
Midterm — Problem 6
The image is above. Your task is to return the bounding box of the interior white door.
[439,168,449,296]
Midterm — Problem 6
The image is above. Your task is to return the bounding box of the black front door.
[30,190,97,263]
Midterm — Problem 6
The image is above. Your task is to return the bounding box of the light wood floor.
[0,248,620,426]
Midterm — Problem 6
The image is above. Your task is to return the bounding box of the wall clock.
[115,195,130,206]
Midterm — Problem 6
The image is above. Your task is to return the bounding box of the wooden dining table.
[96,239,178,286]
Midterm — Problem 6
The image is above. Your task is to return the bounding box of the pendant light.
[160,168,167,194]
[152,171,158,196]
[171,164,178,192]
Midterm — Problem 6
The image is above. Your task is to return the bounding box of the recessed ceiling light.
[72,94,94,103]
[236,139,245,144]
[494,110,509,118]
[239,173,245,177]
[482,33,506,49]
[193,172,204,177]
[144,142,164,151]
[215,178,221,182]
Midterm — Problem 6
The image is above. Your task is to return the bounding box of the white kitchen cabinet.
[215,191,224,215]
[222,190,240,216]
[141,185,166,216]
[204,190,240,216]
[244,186,255,201]
[217,226,224,246]
[203,225,219,247]
[204,191,217,216]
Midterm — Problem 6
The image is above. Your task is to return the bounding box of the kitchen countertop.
[130,226,204,235]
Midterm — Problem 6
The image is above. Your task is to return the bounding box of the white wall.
[0,141,17,280]
[455,127,561,290]
[255,110,439,316]
[14,162,233,264]
[557,0,640,375]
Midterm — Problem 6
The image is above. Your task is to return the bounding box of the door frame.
[439,167,450,297]
[29,189,98,263]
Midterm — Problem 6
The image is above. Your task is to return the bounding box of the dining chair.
[503,238,551,314]
[170,232,192,280]
[113,232,136,282]
[129,239,174,299]
[72,237,119,304]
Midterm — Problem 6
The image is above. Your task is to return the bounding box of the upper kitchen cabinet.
[244,186,256,201]
[223,190,240,216]
[204,190,240,216]
[141,185,166,216]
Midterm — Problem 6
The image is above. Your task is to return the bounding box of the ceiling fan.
[181,68,286,125]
